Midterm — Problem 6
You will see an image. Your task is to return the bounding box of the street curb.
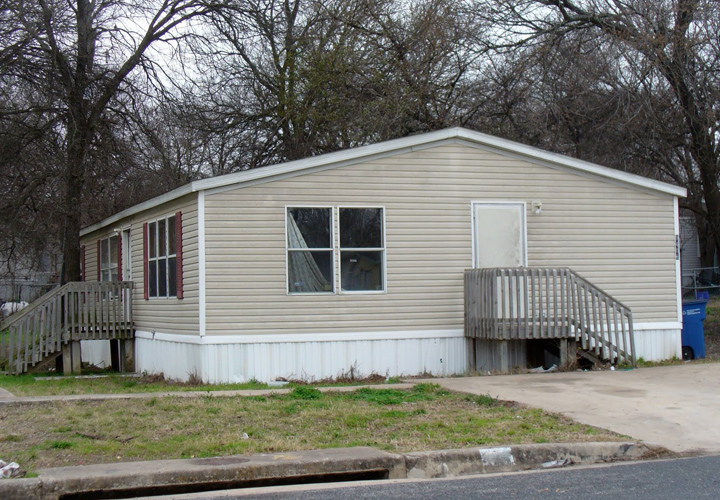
[403,441,650,478]
[0,442,649,500]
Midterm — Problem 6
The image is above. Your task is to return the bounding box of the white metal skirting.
[633,323,682,361]
[81,339,112,368]
[135,331,471,383]
[87,323,681,381]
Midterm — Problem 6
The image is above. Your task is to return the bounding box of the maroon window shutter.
[143,222,149,300]
[80,245,86,281]
[97,241,101,281]
[117,234,123,281]
[175,211,184,299]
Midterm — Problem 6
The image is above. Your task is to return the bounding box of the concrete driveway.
[427,363,720,453]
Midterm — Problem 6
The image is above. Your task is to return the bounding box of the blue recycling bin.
[682,300,707,360]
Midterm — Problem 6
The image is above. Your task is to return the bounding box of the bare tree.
[483,0,720,261]
[183,0,488,168]
[0,0,226,284]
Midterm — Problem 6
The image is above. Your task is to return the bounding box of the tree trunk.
[60,130,89,284]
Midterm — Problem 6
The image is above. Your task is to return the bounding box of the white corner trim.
[633,322,683,331]
[134,329,465,345]
[674,198,682,323]
[198,191,206,336]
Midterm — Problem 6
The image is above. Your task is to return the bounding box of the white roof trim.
[81,127,686,236]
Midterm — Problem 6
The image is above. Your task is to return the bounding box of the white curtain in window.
[287,214,331,292]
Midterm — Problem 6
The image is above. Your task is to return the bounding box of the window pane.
[149,222,157,258]
[288,250,334,293]
[110,269,119,282]
[101,270,110,282]
[341,251,384,291]
[158,219,166,257]
[159,258,167,297]
[109,235,118,265]
[168,257,177,296]
[287,208,331,249]
[168,216,176,255]
[149,261,157,297]
[340,208,382,248]
[100,239,109,267]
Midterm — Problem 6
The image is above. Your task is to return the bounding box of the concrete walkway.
[423,363,720,454]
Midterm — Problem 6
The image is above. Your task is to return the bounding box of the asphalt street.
[146,455,720,500]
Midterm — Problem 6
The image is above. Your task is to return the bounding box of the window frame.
[285,205,335,295]
[285,205,387,295]
[337,205,386,295]
[99,235,119,283]
[147,214,178,299]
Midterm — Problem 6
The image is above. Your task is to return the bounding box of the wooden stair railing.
[465,268,635,366]
[0,281,134,374]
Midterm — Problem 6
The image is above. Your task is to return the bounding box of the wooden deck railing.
[465,268,635,365]
[0,281,134,374]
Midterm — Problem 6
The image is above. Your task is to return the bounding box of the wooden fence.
[0,281,134,374]
[465,268,635,365]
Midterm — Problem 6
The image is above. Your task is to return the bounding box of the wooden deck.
[0,281,134,374]
[465,268,635,365]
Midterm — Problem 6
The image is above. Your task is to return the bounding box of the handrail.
[464,267,635,366]
[0,281,134,374]
[0,283,68,331]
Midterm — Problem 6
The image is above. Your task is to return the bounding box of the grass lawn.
[0,369,396,397]
[0,384,621,473]
[0,372,275,396]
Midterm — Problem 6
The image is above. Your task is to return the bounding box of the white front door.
[473,202,526,268]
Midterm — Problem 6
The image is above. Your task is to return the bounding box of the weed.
[186,371,203,386]
[348,386,443,405]
[289,386,322,400]
[48,441,74,450]
[349,388,410,405]
[464,394,499,407]
[1,434,24,442]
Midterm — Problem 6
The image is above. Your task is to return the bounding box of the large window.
[287,207,334,293]
[286,207,385,294]
[147,215,177,298]
[99,235,118,282]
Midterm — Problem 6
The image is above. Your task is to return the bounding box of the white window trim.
[147,214,178,299]
[285,205,335,295]
[285,206,387,295]
[99,235,119,282]
[337,205,387,295]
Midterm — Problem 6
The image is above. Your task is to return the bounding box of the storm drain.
[59,468,391,499]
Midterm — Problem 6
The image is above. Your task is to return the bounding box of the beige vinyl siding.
[81,193,200,336]
[84,240,99,282]
[203,144,678,336]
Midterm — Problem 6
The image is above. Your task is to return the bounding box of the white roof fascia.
[80,127,686,236]
[80,184,195,236]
